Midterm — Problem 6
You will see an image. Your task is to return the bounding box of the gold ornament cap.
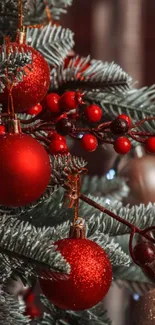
[69,218,86,239]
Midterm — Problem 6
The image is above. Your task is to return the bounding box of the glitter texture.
[40,238,112,311]
[0,133,51,206]
[0,43,50,113]
[133,289,155,325]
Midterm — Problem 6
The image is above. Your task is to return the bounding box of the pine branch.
[25,0,72,24]
[0,287,30,325]
[82,175,129,201]
[115,279,153,295]
[86,86,155,132]
[0,215,70,278]
[35,296,112,325]
[27,24,74,67]
[88,232,130,267]
[0,44,32,87]
[85,199,155,236]
[50,55,132,93]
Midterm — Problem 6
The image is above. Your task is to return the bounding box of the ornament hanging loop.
[16,0,26,44]
[64,167,87,239]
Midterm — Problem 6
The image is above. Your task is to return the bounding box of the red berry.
[133,242,155,266]
[48,131,66,143]
[59,91,84,112]
[27,103,42,115]
[43,93,60,114]
[84,104,102,123]
[49,140,68,155]
[0,125,5,135]
[114,137,131,154]
[110,118,129,135]
[145,137,155,153]
[81,134,98,152]
[117,114,131,127]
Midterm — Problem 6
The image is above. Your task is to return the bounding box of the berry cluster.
[4,90,155,156]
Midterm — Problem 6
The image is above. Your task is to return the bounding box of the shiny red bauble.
[49,140,68,155]
[81,134,98,152]
[145,137,155,153]
[40,238,112,310]
[114,137,131,154]
[0,133,51,207]
[0,43,50,113]
[117,114,131,127]
[59,91,83,112]
[0,125,5,135]
[27,103,42,115]
[43,93,60,114]
[84,104,102,123]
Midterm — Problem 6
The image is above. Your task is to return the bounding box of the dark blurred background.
[62,0,155,87]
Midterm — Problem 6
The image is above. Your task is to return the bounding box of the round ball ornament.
[40,238,112,311]
[119,155,155,205]
[0,43,50,113]
[0,133,51,206]
[132,289,155,325]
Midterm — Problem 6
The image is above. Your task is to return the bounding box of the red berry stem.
[128,132,146,143]
[78,192,155,244]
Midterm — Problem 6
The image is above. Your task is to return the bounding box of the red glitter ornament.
[0,133,51,207]
[0,43,50,113]
[84,104,102,123]
[81,134,98,152]
[114,137,131,154]
[27,103,42,115]
[49,139,68,155]
[40,238,112,310]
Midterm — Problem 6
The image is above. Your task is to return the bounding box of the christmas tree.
[0,1,155,325]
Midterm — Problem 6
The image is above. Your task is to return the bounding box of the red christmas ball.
[0,125,5,135]
[27,103,42,115]
[49,139,68,155]
[40,238,112,310]
[81,134,98,152]
[48,132,66,143]
[43,93,60,114]
[84,104,102,123]
[0,133,51,206]
[114,137,131,154]
[145,137,155,153]
[0,43,50,113]
[117,114,131,127]
[59,91,83,112]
